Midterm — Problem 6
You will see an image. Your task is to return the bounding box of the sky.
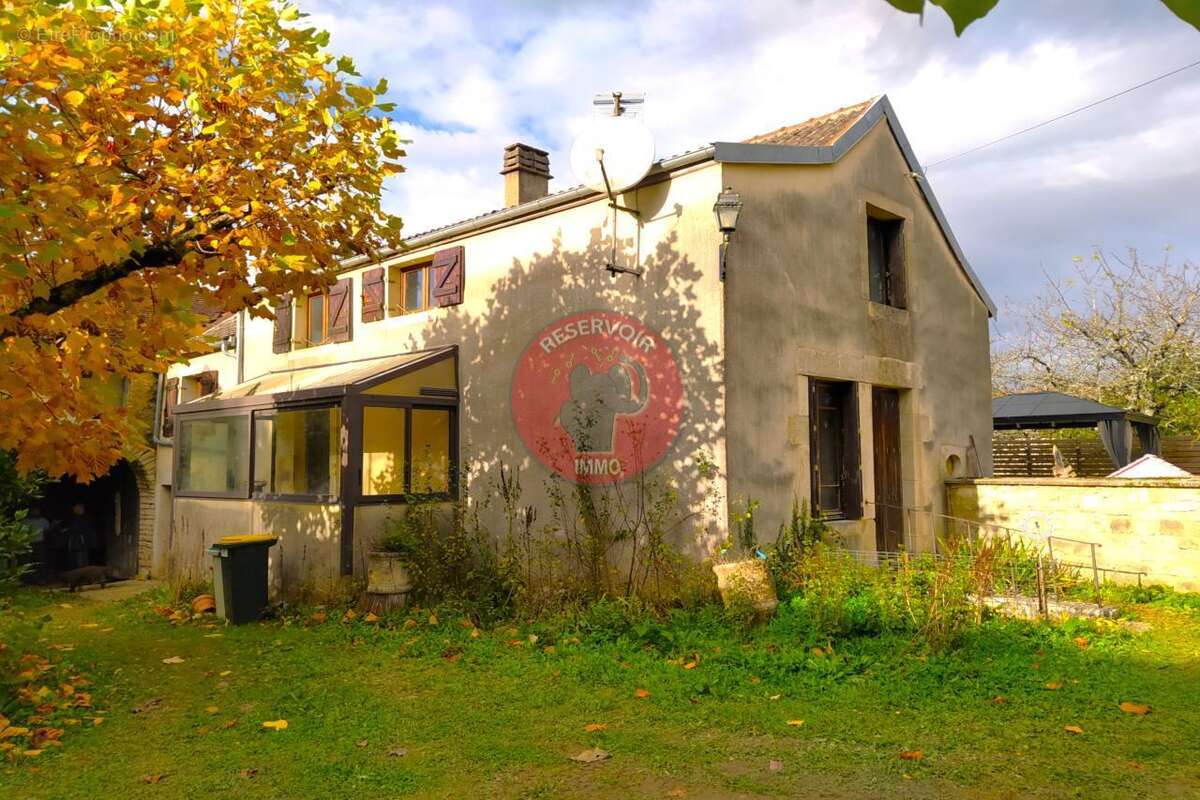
[303,0,1200,330]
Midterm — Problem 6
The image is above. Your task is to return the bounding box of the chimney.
[501,143,552,207]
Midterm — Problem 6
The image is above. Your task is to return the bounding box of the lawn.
[2,586,1198,799]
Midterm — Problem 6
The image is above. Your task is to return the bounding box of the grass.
[2,586,1199,799]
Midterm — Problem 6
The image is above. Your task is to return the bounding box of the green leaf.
[932,0,1000,34]
[1162,0,1200,32]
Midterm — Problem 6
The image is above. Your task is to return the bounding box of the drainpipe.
[151,373,172,447]
[236,308,246,384]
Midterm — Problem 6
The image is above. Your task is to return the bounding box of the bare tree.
[993,249,1200,434]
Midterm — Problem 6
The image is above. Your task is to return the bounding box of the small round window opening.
[945,453,963,478]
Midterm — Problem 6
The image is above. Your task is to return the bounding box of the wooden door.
[872,388,904,553]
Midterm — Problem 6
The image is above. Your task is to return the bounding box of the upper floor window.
[306,290,330,346]
[867,212,907,309]
[389,262,433,317]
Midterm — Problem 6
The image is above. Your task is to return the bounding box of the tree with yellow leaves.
[1,0,404,479]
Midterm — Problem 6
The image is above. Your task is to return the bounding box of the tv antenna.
[569,91,655,278]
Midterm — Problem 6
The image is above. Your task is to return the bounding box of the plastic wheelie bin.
[206,534,278,624]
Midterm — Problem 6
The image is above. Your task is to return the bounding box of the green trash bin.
[206,535,278,624]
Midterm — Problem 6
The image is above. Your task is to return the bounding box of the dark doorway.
[872,387,904,552]
[32,459,140,583]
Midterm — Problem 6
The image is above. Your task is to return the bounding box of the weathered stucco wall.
[947,478,1200,591]
[170,497,342,594]
[162,161,731,580]
[722,119,993,551]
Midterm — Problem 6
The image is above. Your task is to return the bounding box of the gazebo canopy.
[992,391,1158,469]
[992,391,1154,430]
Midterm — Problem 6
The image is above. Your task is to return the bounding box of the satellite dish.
[570,93,655,194]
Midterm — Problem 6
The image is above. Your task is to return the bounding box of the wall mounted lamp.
[713,187,743,281]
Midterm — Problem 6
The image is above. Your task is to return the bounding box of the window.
[809,380,861,519]
[388,263,432,316]
[253,406,341,498]
[867,213,906,308]
[361,405,453,497]
[362,406,406,495]
[177,415,250,496]
[306,291,329,346]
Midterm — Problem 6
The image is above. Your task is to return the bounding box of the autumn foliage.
[1,0,404,478]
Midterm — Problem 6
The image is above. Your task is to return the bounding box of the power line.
[923,57,1200,170]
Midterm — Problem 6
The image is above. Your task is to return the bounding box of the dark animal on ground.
[61,565,124,592]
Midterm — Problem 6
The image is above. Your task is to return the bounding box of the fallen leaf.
[470,628,481,639]
[786,719,805,727]
[356,739,368,748]
[388,746,408,757]
[23,749,43,757]
[91,718,103,727]
[0,726,30,739]
[79,623,99,629]
[219,671,232,678]
[402,618,418,630]
[342,609,358,623]
[141,774,166,784]
[239,768,258,779]
[1073,636,1090,650]
[992,695,1007,705]
[205,706,219,715]
[311,611,327,624]
[162,656,185,665]
[427,613,438,626]
[634,688,650,699]
[1064,725,1084,735]
[584,723,608,732]
[682,660,699,670]
[768,759,783,772]
[899,750,924,761]
[768,694,781,701]
[1119,701,1151,716]
[1045,682,1063,690]
[261,720,288,731]
[364,612,380,624]
[570,747,611,764]
[222,719,238,729]
[668,789,687,798]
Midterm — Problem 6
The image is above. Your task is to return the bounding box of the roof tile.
[743,98,877,147]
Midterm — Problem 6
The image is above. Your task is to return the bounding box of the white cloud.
[302,0,1200,295]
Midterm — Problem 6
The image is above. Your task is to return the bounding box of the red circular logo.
[512,311,684,484]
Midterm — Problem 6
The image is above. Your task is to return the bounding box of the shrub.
[0,451,46,589]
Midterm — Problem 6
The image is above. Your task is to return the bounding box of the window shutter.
[328,277,353,343]
[161,377,179,438]
[361,267,385,323]
[431,246,464,307]
[888,225,908,309]
[809,378,820,514]
[841,384,863,519]
[196,370,219,397]
[272,296,292,354]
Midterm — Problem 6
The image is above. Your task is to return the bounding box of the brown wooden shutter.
[328,277,352,343]
[431,246,464,307]
[161,377,179,438]
[841,384,863,519]
[196,370,219,397]
[888,224,908,309]
[361,267,385,322]
[272,296,292,354]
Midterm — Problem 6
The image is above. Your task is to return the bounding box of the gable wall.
[722,119,992,551]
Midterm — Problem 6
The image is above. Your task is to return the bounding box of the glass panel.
[814,383,845,516]
[411,409,451,494]
[308,293,325,344]
[403,268,425,313]
[363,355,457,396]
[867,218,887,305]
[362,406,407,495]
[253,406,340,496]
[177,415,249,494]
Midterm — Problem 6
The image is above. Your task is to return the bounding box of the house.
[154,95,995,588]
